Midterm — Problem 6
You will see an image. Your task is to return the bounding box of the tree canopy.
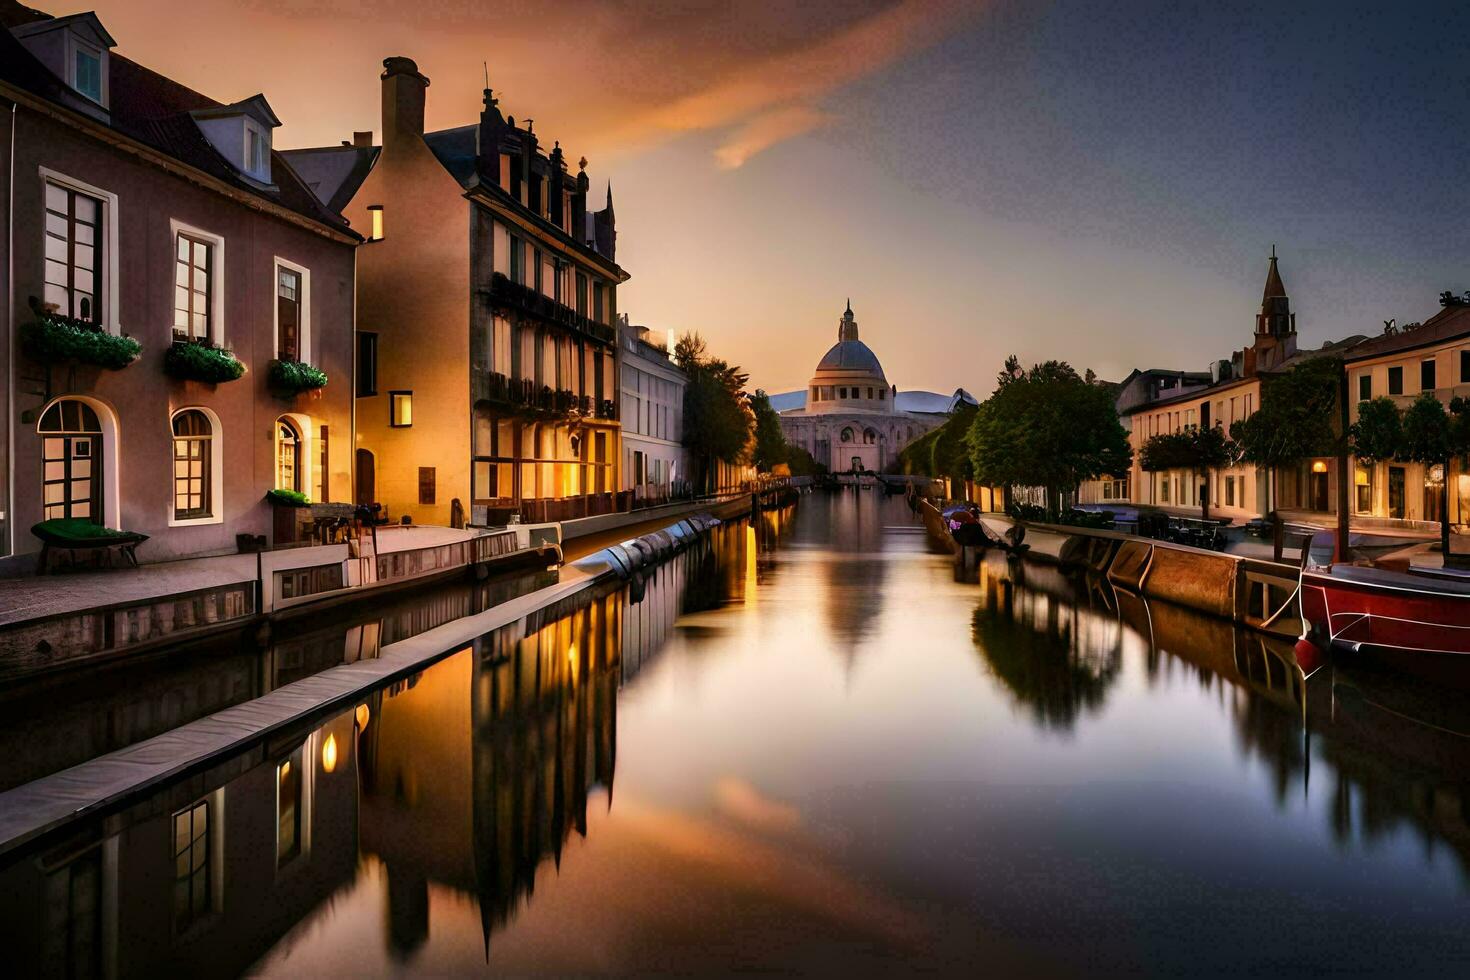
[897,402,978,481]
[1230,356,1343,469]
[676,332,753,490]
[967,358,1131,512]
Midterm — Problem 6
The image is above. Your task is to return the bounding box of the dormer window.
[190,94,281,188]
[11,13,116,115]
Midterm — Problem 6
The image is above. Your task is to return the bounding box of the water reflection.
[7,496,1470,975]
[0,569,554,792]
[971,555,1123,731]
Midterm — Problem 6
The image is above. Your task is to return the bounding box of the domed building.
[773,302,975,473]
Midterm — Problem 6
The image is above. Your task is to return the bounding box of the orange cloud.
[714,105,831,169]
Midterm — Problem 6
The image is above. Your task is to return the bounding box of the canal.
[2,491,1469,976]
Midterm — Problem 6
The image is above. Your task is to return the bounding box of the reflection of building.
[0,709,360,977]
[617,317,688,504]
[0,2,357,562]
[284,56,625,525]
[772,302,975,473]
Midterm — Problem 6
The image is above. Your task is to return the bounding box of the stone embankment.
[919,500,1303,638]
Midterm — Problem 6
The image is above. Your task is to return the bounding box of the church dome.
[805,301,894,415]
[815,338,886,379]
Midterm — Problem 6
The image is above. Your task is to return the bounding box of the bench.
[31,519,149,574]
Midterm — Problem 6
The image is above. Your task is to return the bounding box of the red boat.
[1300,563,1470,656]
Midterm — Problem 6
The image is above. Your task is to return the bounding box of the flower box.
[265,488,311,507]
[164,341,246,383]
[21,315,141,370]
[267,358,328,394]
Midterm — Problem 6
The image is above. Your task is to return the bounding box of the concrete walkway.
[0,524,496,628]
[0,553,257,627]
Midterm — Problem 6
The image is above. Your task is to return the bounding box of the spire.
[1262,244,1286,302]
[604,180,614,216]
[838,302,859,342]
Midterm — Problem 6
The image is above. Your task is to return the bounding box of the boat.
[1299,562,1470,657]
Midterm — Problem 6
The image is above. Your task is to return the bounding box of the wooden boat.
[1300,563,1470,657]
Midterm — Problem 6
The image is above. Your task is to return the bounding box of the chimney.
[353,130,373,148]
[548,142,566,229]
[476,87,504,185]
[381,57,429,151]
[521,122,541,215]
[572,158,589,241]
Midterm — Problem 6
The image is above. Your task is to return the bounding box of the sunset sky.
[39,0,1470,396]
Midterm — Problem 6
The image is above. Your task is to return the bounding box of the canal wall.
[0,509,736,858]
[0,524,562,681]
[918,500,1304,638]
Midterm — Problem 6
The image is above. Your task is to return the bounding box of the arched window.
[276,417,302,493]
[172,410,214,519]
[864,428,878,444]
[840,427,854,443]
[39,399,102,521]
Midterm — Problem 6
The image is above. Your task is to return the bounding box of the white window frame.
[243,117,271,183]
[169,220,226,347]
[39,167,120,334]
[167,406,225,527]
[272,257,311,363]
[65,32,107,108]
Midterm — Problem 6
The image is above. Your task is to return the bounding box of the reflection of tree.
[970,575,1122,732]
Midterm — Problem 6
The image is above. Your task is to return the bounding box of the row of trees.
[898,355,1133,516]
[672,333,821,493]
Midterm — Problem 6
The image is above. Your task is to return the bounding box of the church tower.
[1251,247,1297,371]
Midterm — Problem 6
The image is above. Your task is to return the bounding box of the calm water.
[3,492,1470,976]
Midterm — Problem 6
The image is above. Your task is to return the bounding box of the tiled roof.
[1342,306,1470,363]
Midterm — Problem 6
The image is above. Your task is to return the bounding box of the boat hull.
[1301,566,1470,656]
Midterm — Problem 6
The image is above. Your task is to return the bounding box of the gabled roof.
[0,3,354,237]
[8,9,113,47]
[280,144,380,215]
[191,92,282,129]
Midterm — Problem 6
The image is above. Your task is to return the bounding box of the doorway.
[1388,466,1406,519]
[355,449,375,505]
[1308,468,1329,512]
[1425,465,1445,524]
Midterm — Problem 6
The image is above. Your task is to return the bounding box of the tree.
[897,402,978,488]
[1349,396,1403,464]
[748,390,788,472]
[1401,394,1453,558]
[1230,356,1343,557]
[966,358,1132,517]
[1139,424,1233,520]
[676,332,754,493]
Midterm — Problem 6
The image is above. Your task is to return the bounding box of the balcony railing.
[472,369,612,421]
[483,272,616,345]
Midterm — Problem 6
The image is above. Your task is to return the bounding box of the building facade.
[285,58,624,527]
[1080,251,1362,522]
[775,302,973,473]
[0,2,358,565]
[1342,303,1470,529]
[617,318,688,503]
